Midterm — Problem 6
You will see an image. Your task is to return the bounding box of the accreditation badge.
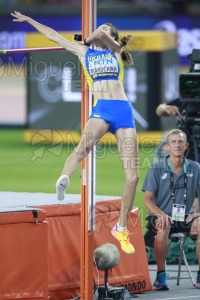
[172,204,186,222]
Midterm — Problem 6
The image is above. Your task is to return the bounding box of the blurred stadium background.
[0,0,200,232]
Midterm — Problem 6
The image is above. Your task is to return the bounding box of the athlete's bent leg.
[56,118,109,200]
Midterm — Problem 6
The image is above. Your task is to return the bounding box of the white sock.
[57,175,69,187]
[116,223,127,232]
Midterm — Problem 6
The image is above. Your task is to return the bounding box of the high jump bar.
[0,47,65,54]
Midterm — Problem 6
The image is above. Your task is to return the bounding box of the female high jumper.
[11,11,139,254]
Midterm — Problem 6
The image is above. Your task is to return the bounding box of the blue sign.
[0,15,200,64]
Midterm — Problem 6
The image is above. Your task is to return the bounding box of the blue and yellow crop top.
[83,48,124,88]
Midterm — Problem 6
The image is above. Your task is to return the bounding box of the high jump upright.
[80,0,97,299]
[0,3,97,297]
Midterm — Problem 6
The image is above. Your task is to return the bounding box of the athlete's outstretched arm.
[11,11,86,56]
[85,28,121,53]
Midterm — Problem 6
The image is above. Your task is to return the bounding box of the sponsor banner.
[0,15,199,64]
[26,50,149,131]
[24,129,163,146]
[26,31,177,51]
[26,46,178,131]
[123,280,147,294]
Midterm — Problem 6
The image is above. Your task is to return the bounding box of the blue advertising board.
[0,15,200,64]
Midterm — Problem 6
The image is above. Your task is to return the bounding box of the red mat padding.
[0,198,151,299]
[0,208,48,300]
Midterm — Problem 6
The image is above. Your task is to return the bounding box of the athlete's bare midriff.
[91,80,128,102]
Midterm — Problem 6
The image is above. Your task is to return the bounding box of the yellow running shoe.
[111,225,135,254]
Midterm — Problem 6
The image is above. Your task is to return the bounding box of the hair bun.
[120,35,132,47]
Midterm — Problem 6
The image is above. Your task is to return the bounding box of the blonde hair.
[167,129,187,143]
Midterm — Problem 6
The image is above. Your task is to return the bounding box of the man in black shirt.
[156,99,181,117]
[156,99,200,163]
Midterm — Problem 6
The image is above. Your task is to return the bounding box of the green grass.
[0,129,156,231]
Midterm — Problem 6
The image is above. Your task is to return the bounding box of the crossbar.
[0,47,65,54]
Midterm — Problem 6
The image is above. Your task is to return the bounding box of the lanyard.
[168,160,187,202]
